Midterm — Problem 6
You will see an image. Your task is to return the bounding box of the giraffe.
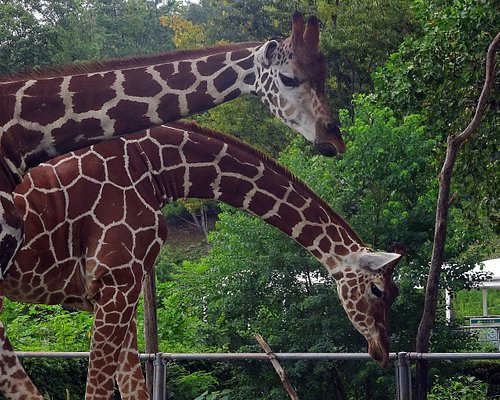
[0,121,400,399]
[0,12,344,276]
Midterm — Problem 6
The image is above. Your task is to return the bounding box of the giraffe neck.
[139,122,364,268]
[0,42,262,176]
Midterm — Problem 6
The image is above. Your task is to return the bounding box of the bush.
[21,358,87,400]
[428,375,488,400]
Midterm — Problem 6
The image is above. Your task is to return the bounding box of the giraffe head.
[330,250,401,367]
[254,12,344,157]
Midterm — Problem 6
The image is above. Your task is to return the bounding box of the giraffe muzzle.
[368,338,390,368]
[314,142,338,157]
[314,122,346,157]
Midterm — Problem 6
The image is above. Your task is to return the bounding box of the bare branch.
[456,32,500,145]
[255,334,299,400]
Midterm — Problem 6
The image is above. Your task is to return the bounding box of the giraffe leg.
[0,298,43,400]
[0,191,24,277]
[115,318,149,400]
[86,285,141,400]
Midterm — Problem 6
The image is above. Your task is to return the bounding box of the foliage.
[183,0,415,113]
[0,0,176,75]
[373,0,500,264]
[281,95,437,261]
[0,301,90,399]
[0,0,51,73]
[1,0,498,398]
[375,0,500,123]
[138,280,211,353]
[161,200,190,222]
[280,95,485,355]
[194,97,292,157]
[182,0,294,43]
[160,14,206,48]
[19,358,88,400]
[179,94,483,397]
[169,369,219,399]
[463,361,500,398]
[320,0,417,112]
[93,0,174,58]
[453,289,500,318]
[154,212,214,283]
[2,301,92,352]
[194,389,234,400]
[428,375,488,400]
[186,91,437,393]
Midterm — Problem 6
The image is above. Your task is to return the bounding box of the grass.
[453,289,500,319]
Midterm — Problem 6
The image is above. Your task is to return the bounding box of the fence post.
[395,352,412,400]
[153,353,166,400]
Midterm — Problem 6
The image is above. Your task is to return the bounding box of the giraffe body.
[0,13,344,275]
[0,121,399,399]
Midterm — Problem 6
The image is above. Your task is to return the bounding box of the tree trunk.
[330,367,347,400]
[414,32,500,400]
[190,208,209,243]
[143,269,159,398]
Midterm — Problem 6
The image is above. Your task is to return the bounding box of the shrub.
[428,375,488,400]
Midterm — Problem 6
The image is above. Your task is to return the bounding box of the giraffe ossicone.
[0,121,399,399]
[0,12,343,276]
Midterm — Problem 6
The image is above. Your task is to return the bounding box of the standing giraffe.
[0,121,400,400]
[0,12,344,275]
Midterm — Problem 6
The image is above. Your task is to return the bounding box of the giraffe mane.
[168,120,365,246]
[0,42,263,82]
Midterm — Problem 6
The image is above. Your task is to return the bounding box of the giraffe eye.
[279,73,299,88]
[370,283,384,298]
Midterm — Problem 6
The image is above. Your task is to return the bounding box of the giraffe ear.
[359,252,401,271]
[262,40,278,67]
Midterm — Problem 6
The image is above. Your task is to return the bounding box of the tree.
[0,0,48,74]
[186,96,475,399]
[182,0,415,114]
[374,0,500,262]
[415,31,500,400]
[94,0,175,58]
[1,300,92,398]
[281,96,437,261]
[160,13,206,48]
[182,0,295,43]
[320,0,416,112]
[196,208,370,399]
[0,0,177,75]
[372,1,499,397]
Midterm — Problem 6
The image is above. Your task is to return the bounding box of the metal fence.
[16,351,500,400]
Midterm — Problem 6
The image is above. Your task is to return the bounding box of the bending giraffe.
[0,121,400,400]
[0,12,344,275]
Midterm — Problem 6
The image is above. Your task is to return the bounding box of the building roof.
[472,258,500,289]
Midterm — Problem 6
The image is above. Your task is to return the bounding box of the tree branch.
[455,32,500,145]
[255,334,299,400]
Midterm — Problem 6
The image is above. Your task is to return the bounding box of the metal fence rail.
[15,351,500,400]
